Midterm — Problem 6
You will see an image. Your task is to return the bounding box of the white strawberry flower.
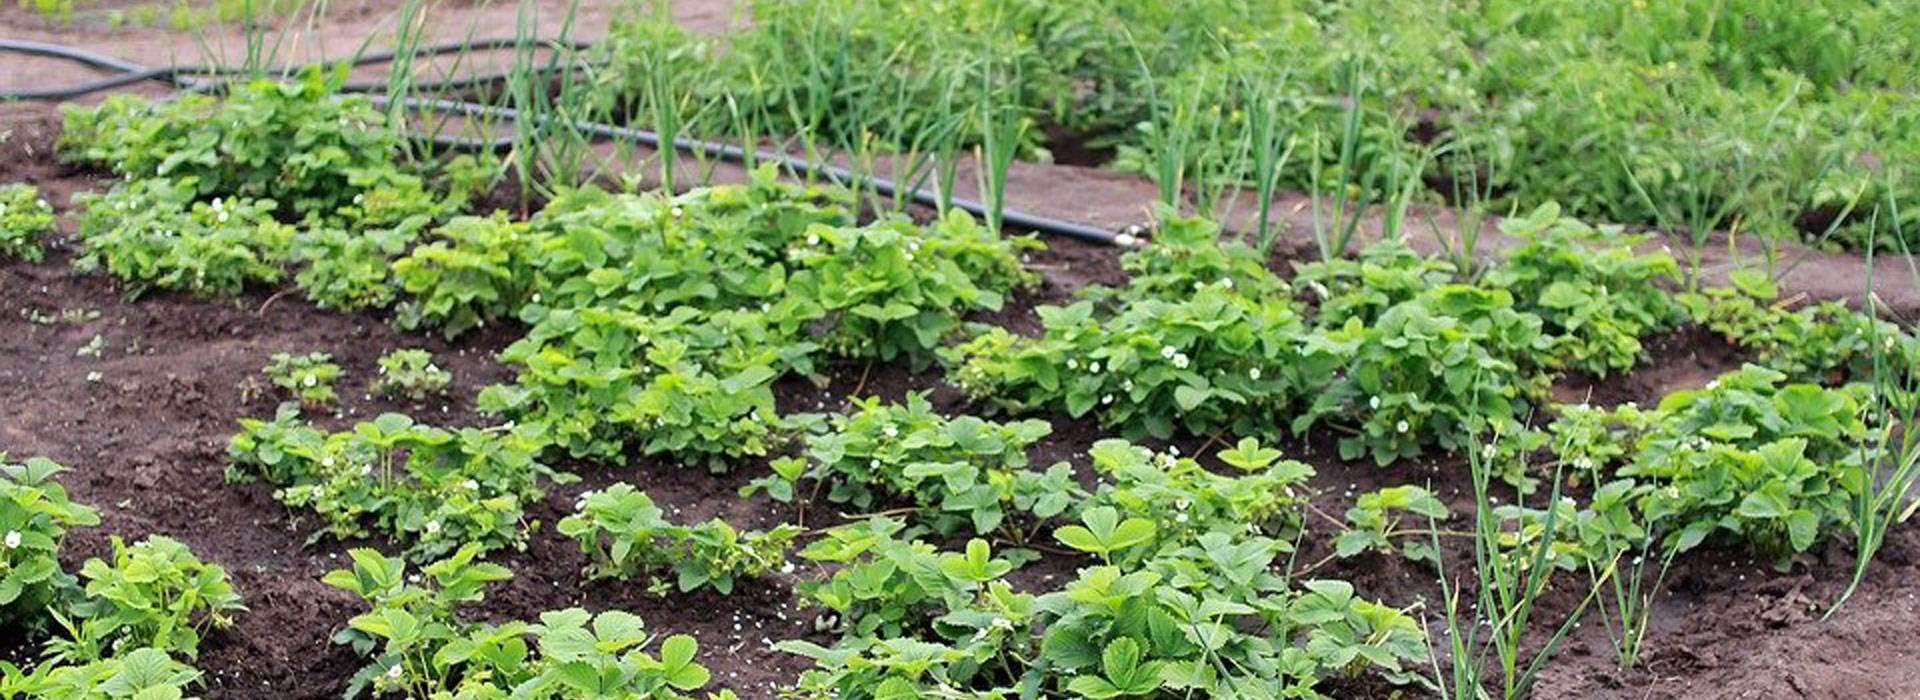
[3,530,20,549]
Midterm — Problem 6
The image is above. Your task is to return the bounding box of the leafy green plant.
[1334,485,1449,561]
[747,393,1079,537]
[72,178,295,298]
[1093,210,1290,304]
[0,184,55,263]
[518,166,851,315]
[45,536,244,664]
[787,517,1011,640]
[58,66,433,225]
[262,352,342,408]
[1291,239,1457,329]
[1,646,203,700]
[392,213,535,338]
[477,305,805,469]
[558,483,799,594]
[1620,366,1876,560]
[227,407,573,560]
[786,210,1036,366]
[291,226,419,312]
[324,545,725,700]
[0,457,100,635]
[1687,287,1920,387]
[1077,438,1314,564]
[372,349,452,401]
[787,516,1424,698]
[946,286,1309,441]
[1486,202,1685,376]
[1295,285,1546,465]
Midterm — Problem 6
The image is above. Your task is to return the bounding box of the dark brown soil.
[5,11,1920,698]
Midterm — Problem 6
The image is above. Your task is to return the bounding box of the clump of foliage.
[1687,287,1920,387]
[477,306,804,469]
[72,179,294,298]
[1487,202,1685,376]
[1553,365,1879,561]
[559,484,800,595]
[787,211,1037,366]
[1296,284,1547,464]
[0,184,55,263]
[392,213,535,338]
[776,439,1416,699]
[372,348,453,401]
[1,646,203,700]
[262,352,342,408]
[227,407,573,561]
[1095,212,1291,303]
[1334,485,1450,561]
[517,167,852,315]
[0,457,231,699]
[0,457,100,635]
[291,226,421,312]
[50,535,245,664]
[324,544,730,700]
[58,66,437,226]
[1078,438,1315,559]
[947,286,1310,441]
[748,393,1078,538]
[785,513,1422,697]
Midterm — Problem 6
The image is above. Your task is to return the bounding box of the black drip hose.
[0,37,1125,246]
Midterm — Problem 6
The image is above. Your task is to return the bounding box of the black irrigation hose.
[0,37,1124,246]
[0,37,595,97]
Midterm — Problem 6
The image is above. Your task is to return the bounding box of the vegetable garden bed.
[4,2,1920,700]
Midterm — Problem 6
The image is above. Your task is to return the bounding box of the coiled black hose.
[0,37,1125,245]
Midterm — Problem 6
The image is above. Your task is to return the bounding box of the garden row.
[2,71,1915,698]
[592,0,1919,249]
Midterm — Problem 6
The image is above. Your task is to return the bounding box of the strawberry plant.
[522,168,851,314]
[789,518,1024,640]
[1688,288,1920,387]
[946,286,1310,441]
[47,536,244,664]
[0,184,55,263]
[1334,485,1449,561]
[392,213,536,338]
[372,349,452,401]
[1558,365,1879,561]
[1092,210,1290,304]
[1076,438,1314,563]
[478,305,803,469]
[72,179,295,298]
[747,393,1079,537]
[1292,239,1457,328]
[1486,202,1684,376]
[1295,285,1547,464]
[227,408,573,560]
[324,545,727,700]
[1,646,203,700]
[558,483,800,594]
[785,518,1425,698]
[291,225,419,312]
[58,65,429,225]
[0,457,100,636]
[262,352,342,408]
[786,210,1036,366]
